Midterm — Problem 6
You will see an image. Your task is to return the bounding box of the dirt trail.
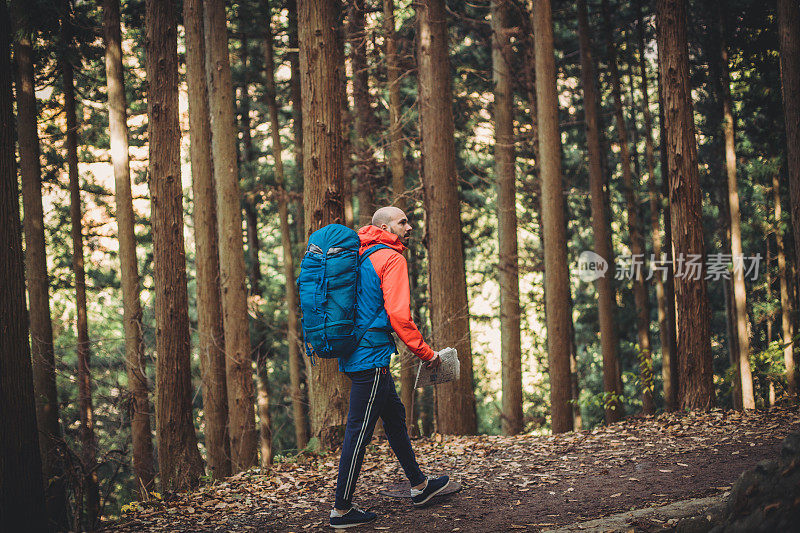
[107,408,799,532]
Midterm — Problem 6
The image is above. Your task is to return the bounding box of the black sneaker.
[410,475,451,507]
[329,506,377,529]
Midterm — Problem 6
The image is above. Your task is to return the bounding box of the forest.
[1,0,800,530]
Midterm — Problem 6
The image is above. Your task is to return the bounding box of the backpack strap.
[353,243,397,349]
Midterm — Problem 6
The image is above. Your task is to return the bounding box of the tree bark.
[298,0,352,447]
[10,1,70,527]
[530,0,573,433]
[766,237,773,345]
[416,0,478,435]
[203,0,258,471]
[576,0,623,423]
[656,63,679,411]
[144,0,205,491]
[491,0,523,435]
[636,4,673,414]
[602,0,654,415]
[778,0,800,397]
[102,0,156,494]
[0,3,48,528]
[348,0,376,225]
[656,0,714,410]
[714,11,755,409]
[60,4,100,522]
[262,0,306,452]
[773,172,797,398]
[182,0,231,479]
[716,167,742,409]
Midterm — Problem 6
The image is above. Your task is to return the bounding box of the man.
[329,206,450,529]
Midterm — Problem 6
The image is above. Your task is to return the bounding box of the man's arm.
[379,252,436,361]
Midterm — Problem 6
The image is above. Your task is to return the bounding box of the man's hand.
[425,352,441,370]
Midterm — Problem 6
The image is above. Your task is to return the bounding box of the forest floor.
[106,407,799,532]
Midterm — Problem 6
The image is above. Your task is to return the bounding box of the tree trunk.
[718,177,742,409]
[773,172,797,398]
[714,12,755,409]
[287,0,306,246]
[416,0,478,435]
[656,0,714,410]
[236,24,272,467]
[10,1,70,526]
[530,0,573,433]
[576,0,623,423]
[0,4,48,527]
[383,0,416,435]
[102,0,156,494]
[203,0,258,471]
[656,64,679,411]
[766,237,773,345]
[144,0,205,491]
[490,0,523,435]
[778,0,800,397]
[262,0,306,452]
[60,5,101,522]
[602,0,654,415]
[298,0,352,448]
[182,0,230,479]
[636,4,673,414]
[348,0,376,225]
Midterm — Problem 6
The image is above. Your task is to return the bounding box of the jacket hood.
[357,225,406,253]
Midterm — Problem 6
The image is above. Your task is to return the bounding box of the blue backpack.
[297,224,389,362]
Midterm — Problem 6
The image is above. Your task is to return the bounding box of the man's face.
[381,211,413,245]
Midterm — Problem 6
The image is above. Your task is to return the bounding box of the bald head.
[371,206,412,245]
[372,206,404,227]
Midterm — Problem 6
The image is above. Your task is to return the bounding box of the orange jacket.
[357,225,435,362]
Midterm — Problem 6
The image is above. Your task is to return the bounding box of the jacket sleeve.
[379,252,436,361]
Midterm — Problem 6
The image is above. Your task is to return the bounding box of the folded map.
[414,347,460,387]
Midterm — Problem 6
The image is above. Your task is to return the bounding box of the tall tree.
[348,0,377,225]
[657,0,714,410]
[773,173,797,397]
[602,0,654,415]
[237,21,272,468]
[10,1,69,526]
[530,0,573,433]
[713,8,755,410]
[0,1,48,527]
[203,0,258,471]
[144,0,205,490]
[182,0,231,479]
[656,65,679,410]
[60,2,100,523]
[491,0,523,435]
[576,0,623,423]
[636,3,674,413]
[778,0,800,398]
[298,0,352,447]
[416,0,478,435]
[102,0,156,492]
[262,0,307,451]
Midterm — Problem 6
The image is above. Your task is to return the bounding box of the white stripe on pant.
[343,368,380,501]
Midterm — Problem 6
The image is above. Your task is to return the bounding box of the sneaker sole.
[330,516,377,529]
[412,479,451,508]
